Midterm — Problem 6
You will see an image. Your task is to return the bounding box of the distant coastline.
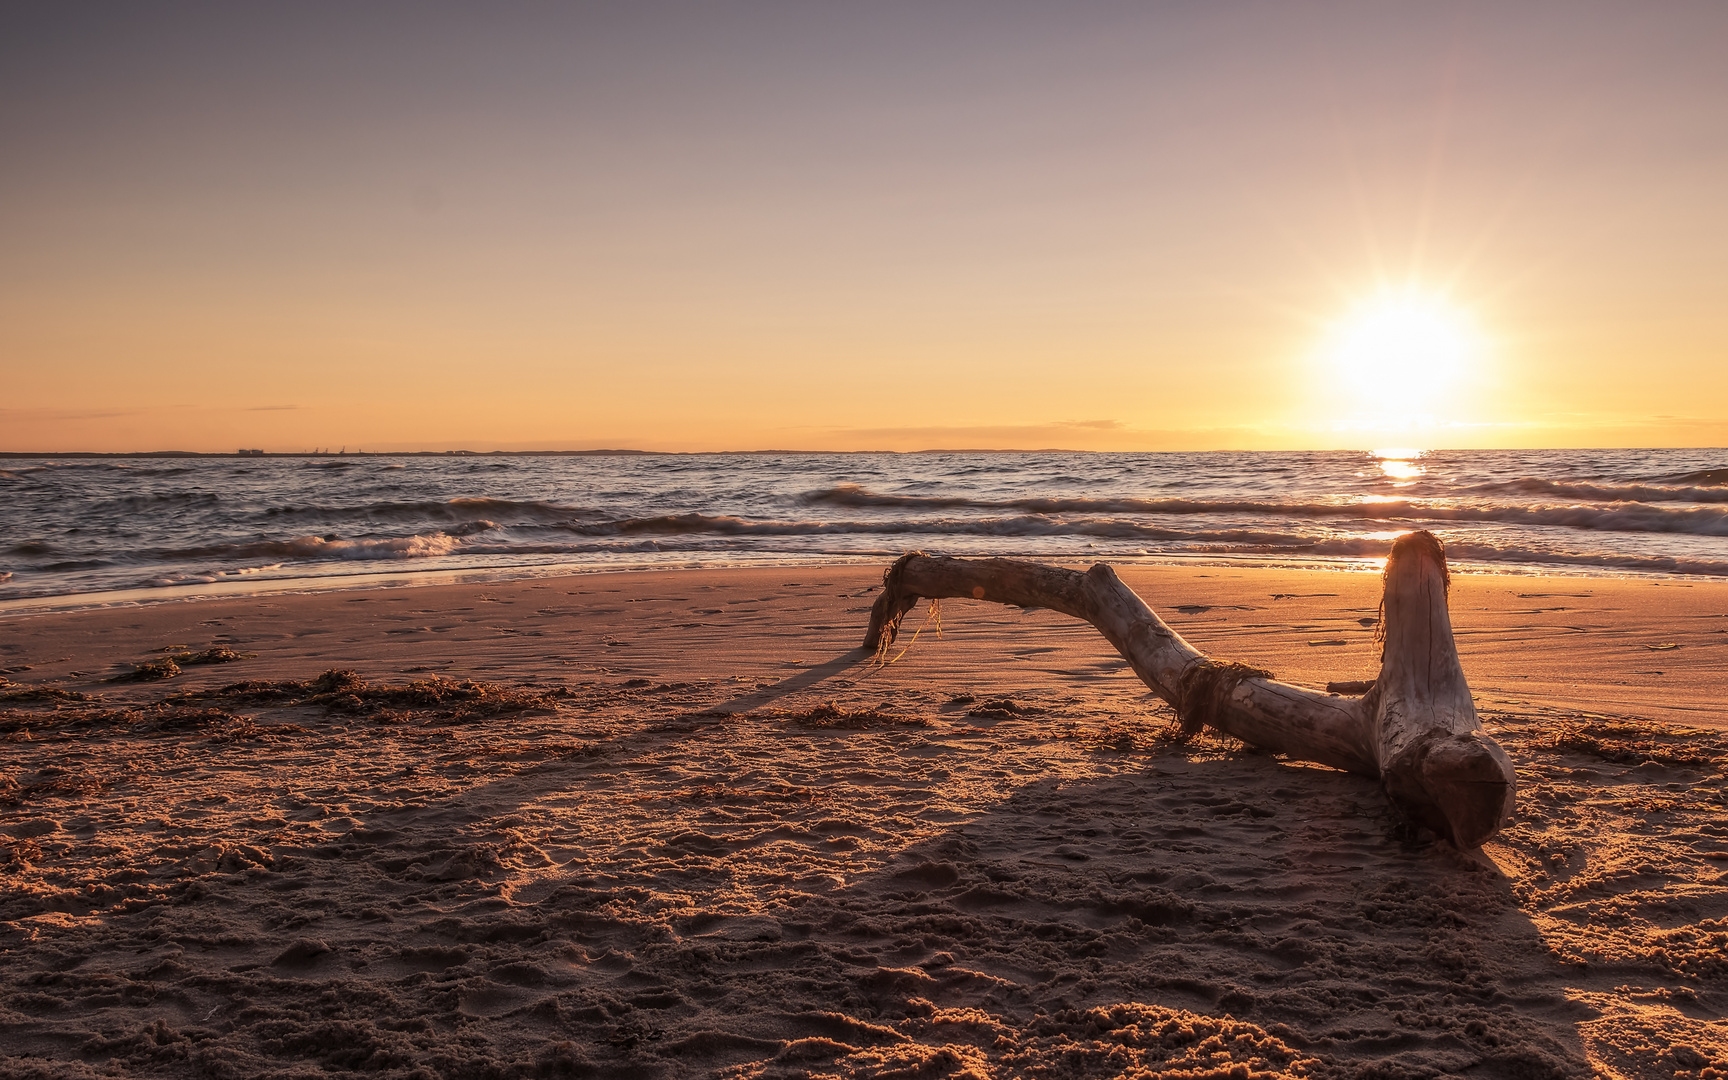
[0,448,1107,457]
[0,449,667,458]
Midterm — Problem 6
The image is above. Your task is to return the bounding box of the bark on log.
[863,531,1516,848]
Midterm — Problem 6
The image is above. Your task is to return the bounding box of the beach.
[9,0,1728,1073]
[3,563,1726,1078]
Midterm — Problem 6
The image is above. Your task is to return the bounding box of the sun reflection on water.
[1372,447,1426,482]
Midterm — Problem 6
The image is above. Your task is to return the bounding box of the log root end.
[1385,731,1517,849]
[863,552,926,653]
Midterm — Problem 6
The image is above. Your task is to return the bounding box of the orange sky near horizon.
[3,3,1726,454]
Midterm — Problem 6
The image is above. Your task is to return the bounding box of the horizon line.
[4,445,1725,459]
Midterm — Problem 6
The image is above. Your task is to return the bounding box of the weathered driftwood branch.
[864,531,1515,848]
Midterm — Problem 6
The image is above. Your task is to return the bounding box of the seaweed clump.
[1523,719,1725,770]
[1176,659,1275,737]
[101,646,250,686]
[0,704,303,740]
[163,646,252,665]
[968,698,1047,720]
[0,677,87,704]
[180,669,565,723]
[781,702,927,730]
[107,658,181,683]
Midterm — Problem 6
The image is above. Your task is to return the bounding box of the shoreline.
[6,549,1727,621]
[3,561,1724,731]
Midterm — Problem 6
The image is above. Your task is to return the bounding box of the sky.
[2,1,1726,453]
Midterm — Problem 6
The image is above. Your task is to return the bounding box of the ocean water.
[1,448,1725,610]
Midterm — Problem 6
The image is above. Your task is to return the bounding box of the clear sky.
[3,1,1725,453]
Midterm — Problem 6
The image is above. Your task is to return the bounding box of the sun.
[1319,289,1483,422]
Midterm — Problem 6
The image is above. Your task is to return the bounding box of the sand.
[1,563,1725,1078]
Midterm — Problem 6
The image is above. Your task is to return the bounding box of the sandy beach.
[3,563,1726,1078]
[9,0,1728,1074]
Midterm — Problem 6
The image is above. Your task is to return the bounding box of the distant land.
[0,448,1099,458]
[0,449,666,458]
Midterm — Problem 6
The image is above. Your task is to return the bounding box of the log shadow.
[704,649,875,713]
[595,753,1597,1079]
[0,702,1623,1078]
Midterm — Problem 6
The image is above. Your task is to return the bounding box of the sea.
[1,448,1725,612]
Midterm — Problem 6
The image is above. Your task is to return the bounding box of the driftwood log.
[864,531,1516,848]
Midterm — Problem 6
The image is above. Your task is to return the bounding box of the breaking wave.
[155,533,468,563]
[1443,543,1728,578]
[89,517,1728,581]
[569,512,1282,542]
[262,497,586,524]
[801,485,1728,535]
[1657,467,1728,486]
[1463,478,1728,504]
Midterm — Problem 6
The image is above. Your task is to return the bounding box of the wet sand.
[2,565,1726,1077]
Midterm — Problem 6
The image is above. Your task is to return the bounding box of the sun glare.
[1319,290,1483,424]
[1370,447,1426,481]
